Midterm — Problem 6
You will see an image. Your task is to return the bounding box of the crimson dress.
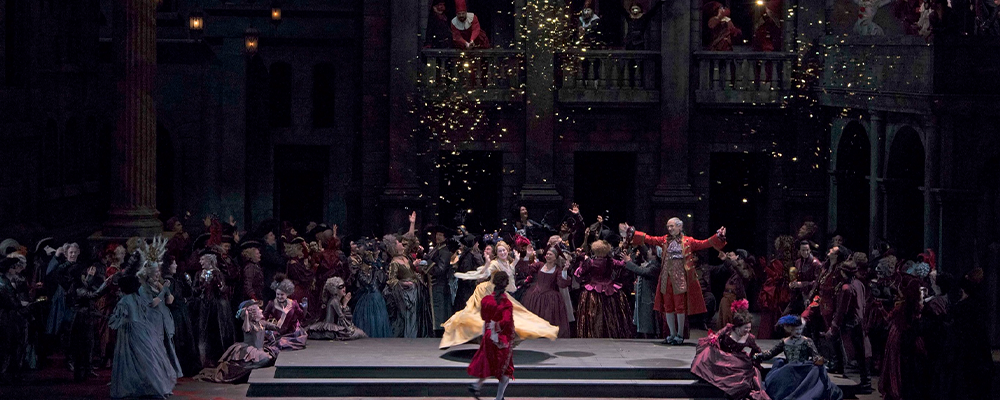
[467,293,514,380]
[521,262,572,338]
[690,325,769,400]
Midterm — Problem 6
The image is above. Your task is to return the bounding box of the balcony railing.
[694,51,796,106]
[556,50,660,104]
[421,49,525,103]
[819,36,1000,111]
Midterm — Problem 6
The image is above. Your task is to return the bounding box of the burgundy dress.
[263,299,308,350]
[468,293,514,379]
[691,325,770,400]
[521,262,572,338]
[574,256,634,338]
[285,259,314,303]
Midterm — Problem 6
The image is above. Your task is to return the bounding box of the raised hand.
[408,211,417,224]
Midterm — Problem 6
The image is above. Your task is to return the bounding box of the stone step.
[273,364,705,380]
[247,372,726,398]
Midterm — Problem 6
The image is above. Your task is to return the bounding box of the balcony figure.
[624,0,666,50]
[752,0,782,51]
[576,5,604,46]
[855,0,892,35]
[451,0,491,50]
[425,0,452,49]
[703,2,743,51]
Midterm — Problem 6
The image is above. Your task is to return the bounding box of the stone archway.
[885,126,924,260]
[835,121,871,251]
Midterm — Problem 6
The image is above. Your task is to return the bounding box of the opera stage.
[247,338,862,399]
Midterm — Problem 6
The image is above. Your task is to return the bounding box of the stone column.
[650,0,697,231]
[869,112,886,250]
[519,0,562,210]
[923,114,940,253]
[104,0,161,238]
[381,0,425,230]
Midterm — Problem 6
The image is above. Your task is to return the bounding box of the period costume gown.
[263,298,308,349]
[195,320,280,383]
[349,255,393,338]
[574,256,634,338]
[384,258,434,338]
[520,262,572,338]
[759,336,844,400]
[468,293,514,380]
[306,294,366,341]
[109,292,179,399]
[691,324,770,400]
[441,259,558,349]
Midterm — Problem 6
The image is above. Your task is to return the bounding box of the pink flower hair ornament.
[730,299,749,313]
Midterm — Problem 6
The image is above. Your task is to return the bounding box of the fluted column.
[104,0,161,237]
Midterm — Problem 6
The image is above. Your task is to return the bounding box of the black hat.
[251,219,281,241]
[426,225,456,236]
[460,234,477,248]
[0,257,20,272]
[289,236,306,245]
[240,240,263,250]
[34,237,55,254]
[221,235,236,245]
[192,233,212,250]
[198,247,220,257]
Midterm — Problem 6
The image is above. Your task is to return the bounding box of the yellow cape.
[439,281,560,349]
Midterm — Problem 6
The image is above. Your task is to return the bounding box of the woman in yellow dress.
[440,241,559,349]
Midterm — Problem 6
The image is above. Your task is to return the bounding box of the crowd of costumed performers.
[0,201,993,400]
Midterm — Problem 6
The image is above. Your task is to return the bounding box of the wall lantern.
[244,26,260,55]
[189,10,204,31]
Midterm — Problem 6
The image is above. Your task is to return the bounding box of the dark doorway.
[886,127,924,260]
[836,121,871,251]
[438,151,503,233]
[274,145,328,228]
[573,152,636,229]
[709,152,769,253]
[156,122,176,220]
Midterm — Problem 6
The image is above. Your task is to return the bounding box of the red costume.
[756,258,790,338]
[467,293,514,379]
[631,230,726,316]
[451,0,490,49]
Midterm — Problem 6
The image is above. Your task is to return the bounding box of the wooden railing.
[694,51,796,106]
[556,50,660,104]
[421,49,525,102]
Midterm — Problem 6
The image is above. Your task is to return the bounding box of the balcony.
[693,51,796,107]
[818,35,1000,112]
[555,50,660,105]
[420,49,525,103]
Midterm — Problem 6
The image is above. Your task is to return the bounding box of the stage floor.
[248,337,864,398]
[276,337,765,369]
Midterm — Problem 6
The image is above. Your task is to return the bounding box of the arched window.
[269,62,293,127]
[312,63,336,128]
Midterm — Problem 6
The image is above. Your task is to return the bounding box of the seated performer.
[627,218,727,344]
[467,271,516,400]
[263,275,308,350]
[196,300,280,383]
[307,277,367,341]
[691,299,769,400]
[754,315,844,400]
[441,241,558,349]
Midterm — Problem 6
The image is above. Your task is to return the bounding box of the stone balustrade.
[420,49,525,103]
[693,50,796,106]
[555,50,660,104]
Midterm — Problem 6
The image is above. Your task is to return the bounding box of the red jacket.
[631,231,726,315]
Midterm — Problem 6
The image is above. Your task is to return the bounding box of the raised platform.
[247,338,861,398]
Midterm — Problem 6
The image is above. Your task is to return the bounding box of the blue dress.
[350,256,393,338]
[109,293,179,399]
[758,336,844,400]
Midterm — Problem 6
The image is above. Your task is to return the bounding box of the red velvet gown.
[467,293,514,379]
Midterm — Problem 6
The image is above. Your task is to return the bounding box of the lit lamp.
[244,26,260,55]
[188,10,204,31]
[270,0,283,27]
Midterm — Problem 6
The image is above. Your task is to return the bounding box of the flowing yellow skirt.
[439,281,560,349]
